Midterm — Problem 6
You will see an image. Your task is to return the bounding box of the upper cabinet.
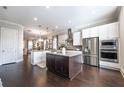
[73,31,82,46]
[90,27,99,37]
[82,28,90,38]
[82,27,99,38]
[82,22,119,40]
[53,36,57,50]
[99,22,119,40]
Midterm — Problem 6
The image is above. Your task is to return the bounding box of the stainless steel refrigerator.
[82,37,99,66]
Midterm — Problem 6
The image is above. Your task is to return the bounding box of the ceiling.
[0,6,120,39]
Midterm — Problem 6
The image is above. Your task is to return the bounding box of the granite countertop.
[31,50,50,52]
[47,51,82,57]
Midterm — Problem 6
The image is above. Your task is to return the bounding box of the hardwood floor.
[0,55,124,87]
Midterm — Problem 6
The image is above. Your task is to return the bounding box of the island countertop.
[46,51,82,57]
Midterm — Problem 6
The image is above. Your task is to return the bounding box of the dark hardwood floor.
[0,55,124,87]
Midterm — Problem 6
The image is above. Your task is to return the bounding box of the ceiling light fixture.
[33,17,38,21]
[46,6,50,8]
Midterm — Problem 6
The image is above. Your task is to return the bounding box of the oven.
[100,49,118,62]
[100,39,118,63]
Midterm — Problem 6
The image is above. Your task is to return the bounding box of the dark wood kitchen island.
[46,51,82,80]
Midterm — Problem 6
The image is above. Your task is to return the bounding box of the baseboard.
[120,68,124,78]
[0,59,23,66]
[16,59,23,63]
[100,65,120,71]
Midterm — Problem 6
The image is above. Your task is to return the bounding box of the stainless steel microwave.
[100,39,118,49]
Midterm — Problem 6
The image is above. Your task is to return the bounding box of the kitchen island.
[31,50,50,65]
[46,51,82,80]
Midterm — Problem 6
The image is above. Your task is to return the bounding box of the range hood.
[67,28,73,42]
[66,28,73,49]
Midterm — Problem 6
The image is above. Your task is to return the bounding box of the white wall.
[17,26,23,61]
[0,20,23,63]
[119,7,124,76]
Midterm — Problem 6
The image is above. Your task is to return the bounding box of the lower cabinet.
[46,54,69,78]
[55,55,69,77]
[46,54,55,72]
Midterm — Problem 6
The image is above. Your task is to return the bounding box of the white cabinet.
[0,29,2,65]
[99,25,108,39]
[99,22,119,40]
[31,51,50,65]
[82,22,119,39]
[108,22,119,38]
[82,28,90,38]
[82,27,98,38]
[53,36,57,49]
[90,27,99,37]
[73,31,82,45]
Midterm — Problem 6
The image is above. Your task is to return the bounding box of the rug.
[37,62,46,69]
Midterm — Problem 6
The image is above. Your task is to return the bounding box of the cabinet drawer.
[73,31,81,45]
[46,54,55,72]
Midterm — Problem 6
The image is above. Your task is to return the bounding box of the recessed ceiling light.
[46,6,50,8]
[55,26,58,29]
[33,17,38,21]
[68,20,72,24]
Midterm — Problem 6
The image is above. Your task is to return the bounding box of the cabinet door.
[53,37,57,49]
[55,55,69,77]
[90,27,99,37]
[1,27,18,64]
[99,22,119,40]
[107,22,119,38]
[99,25,108,40]
[82,29,90,38]
[46,54,55,72]
[55,55,63,73]
[0,29,2,65]
[62,56,69,76]
[73,32,81,45]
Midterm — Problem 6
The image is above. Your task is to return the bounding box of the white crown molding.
[74,17,118,31]
[54,17,118,36]
[0,19,24,28]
